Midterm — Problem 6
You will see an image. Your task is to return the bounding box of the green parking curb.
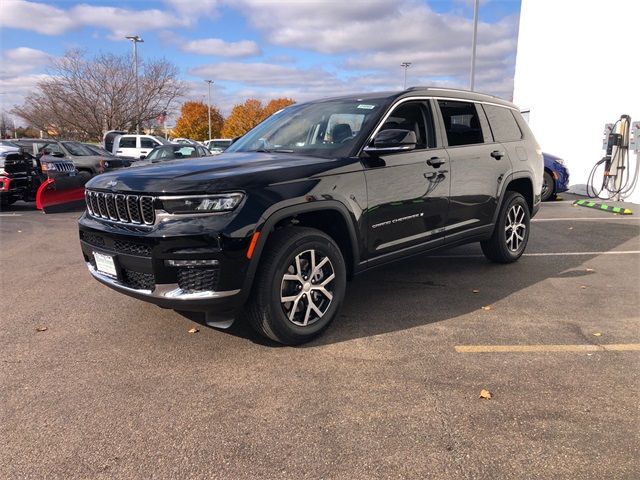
[574,200,633,215]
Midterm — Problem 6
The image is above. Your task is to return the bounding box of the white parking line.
[430,251,640,258]
[532,217,638,222]
[0,214,23,217]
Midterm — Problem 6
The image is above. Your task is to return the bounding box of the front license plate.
[93,251,117,278]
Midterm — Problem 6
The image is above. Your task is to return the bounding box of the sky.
[0,0,522,123]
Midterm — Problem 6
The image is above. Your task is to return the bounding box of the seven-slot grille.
[52,161,75,172]
[86,190,155,225]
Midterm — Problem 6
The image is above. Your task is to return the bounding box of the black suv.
[79,88,543,344]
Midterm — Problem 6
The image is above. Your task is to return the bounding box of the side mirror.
[51,152,65,158]
[139,155,146,160]
[364,129,417,154]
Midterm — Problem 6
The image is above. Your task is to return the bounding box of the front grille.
[53,161,75,172]
[122,269,154,290]
[113,240,152,257]
[177,268,219,293]
[86,190,155,225]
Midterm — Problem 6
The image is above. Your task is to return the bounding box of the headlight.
[160,193,244,214]
[41,162,57,172]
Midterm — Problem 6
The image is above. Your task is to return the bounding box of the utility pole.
[125,35,144,134]
[401,62,412,89]
[205,80,213,140]
[470,0,479,91]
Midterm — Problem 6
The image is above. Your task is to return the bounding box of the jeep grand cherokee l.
[79,87,543,345]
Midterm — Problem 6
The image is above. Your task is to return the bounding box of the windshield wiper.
[248,148,294,154]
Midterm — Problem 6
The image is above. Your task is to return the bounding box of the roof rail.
[405,86,500,99]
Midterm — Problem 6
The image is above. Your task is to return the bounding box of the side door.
[115,136,138,158]
[434,99,512,241]
[140,137,159,159]
[363,100,450,259]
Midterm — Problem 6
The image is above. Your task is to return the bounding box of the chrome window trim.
[364,95,519,153]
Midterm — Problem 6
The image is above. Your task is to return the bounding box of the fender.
[238,200,361,303]
[491,172,536,225]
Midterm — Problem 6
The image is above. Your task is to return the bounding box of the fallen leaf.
[592,332,602,337]
[481,305,491,311]
[18,230,22,233]
[479,389,492,399]
[188,327,199,334]
[35,326,47,332]
[472,289,480,294]
[585,268,595,272]
[580,285,587,289]
[568,227,573,230]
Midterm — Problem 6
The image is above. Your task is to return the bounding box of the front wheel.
[541,170,554,202]
[481,191,530,263]
[245,227,347,345]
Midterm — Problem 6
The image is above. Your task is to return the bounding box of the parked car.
[79,87,542,345]
[111,134,171,159]
[172,138,201,146]
[14,139,124,178]
[134,144,212,166]
[542,152,569,201]
[0,140,22,153]
[82,143,135,169]
[204,138,232,155]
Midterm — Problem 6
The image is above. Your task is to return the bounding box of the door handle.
[491,150,505,160]
[427,156,446,168]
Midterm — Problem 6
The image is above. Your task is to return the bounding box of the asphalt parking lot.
[1,194,639,479]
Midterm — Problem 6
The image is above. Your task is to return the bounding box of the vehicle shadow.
[184,220,640,347]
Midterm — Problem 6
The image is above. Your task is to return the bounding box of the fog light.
[165,259,220,267]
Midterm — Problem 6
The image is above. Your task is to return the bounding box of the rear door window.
[437,100,485,147]
[483,105,522,142]
[119,137,136,148]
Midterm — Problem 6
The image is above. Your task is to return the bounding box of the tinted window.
[119,137,136,148]
[61,142,92,156]
[379,101,433,149]
[42,143,63,154]
[483,105,522,142]
[141,137,158,149]
[437,100,484,146]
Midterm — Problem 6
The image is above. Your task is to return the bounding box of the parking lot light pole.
[470,0,479,91]
[401,62,412,89]
[125,35,144,134]
[205,80,213,140]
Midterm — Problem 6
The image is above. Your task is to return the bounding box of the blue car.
[542,153,569,201]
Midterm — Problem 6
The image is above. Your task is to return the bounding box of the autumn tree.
[221,97,296,138]
[262,98,295,118]
[13,50,185,141]
[173,101,223,141]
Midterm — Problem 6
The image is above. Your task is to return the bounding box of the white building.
[513,0,640,203]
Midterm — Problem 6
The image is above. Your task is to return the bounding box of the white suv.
[112,135,170,159]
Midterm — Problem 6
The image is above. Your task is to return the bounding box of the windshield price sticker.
[357,104,376,110]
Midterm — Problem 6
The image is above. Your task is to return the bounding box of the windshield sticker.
[357,104,376,110]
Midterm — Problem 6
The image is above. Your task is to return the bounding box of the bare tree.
[13,50,185,141]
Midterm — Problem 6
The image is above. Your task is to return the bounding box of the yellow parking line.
[455,344,640,353]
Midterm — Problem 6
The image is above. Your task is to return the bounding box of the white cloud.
[159,32,261,57]
[1,48,52,78]
[0,0,196,37]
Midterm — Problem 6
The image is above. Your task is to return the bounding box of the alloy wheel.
[504,204,526,252]
[280,249,335,327]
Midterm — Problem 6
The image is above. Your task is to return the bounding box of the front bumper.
[78,212,251,313]
[553,164,570,193]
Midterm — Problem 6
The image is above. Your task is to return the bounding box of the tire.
[245,227,347,345]
[541,170,554,202]
[481,191,530,263]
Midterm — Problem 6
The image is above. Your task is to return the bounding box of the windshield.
[226,99,387,158]
[85,144,110,156]
[146,145,198,161]
[61,141,93,156]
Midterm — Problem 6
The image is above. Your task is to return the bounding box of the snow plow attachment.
[36,176,87,213]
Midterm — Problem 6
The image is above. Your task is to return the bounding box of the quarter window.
[483,105,522,142]
[437,100,484,147]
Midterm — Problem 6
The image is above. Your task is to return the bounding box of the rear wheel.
[481,191,530,263]
[245,227,346,345]
[541,170,554,201]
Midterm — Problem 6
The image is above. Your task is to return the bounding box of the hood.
[86,152,360,194]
